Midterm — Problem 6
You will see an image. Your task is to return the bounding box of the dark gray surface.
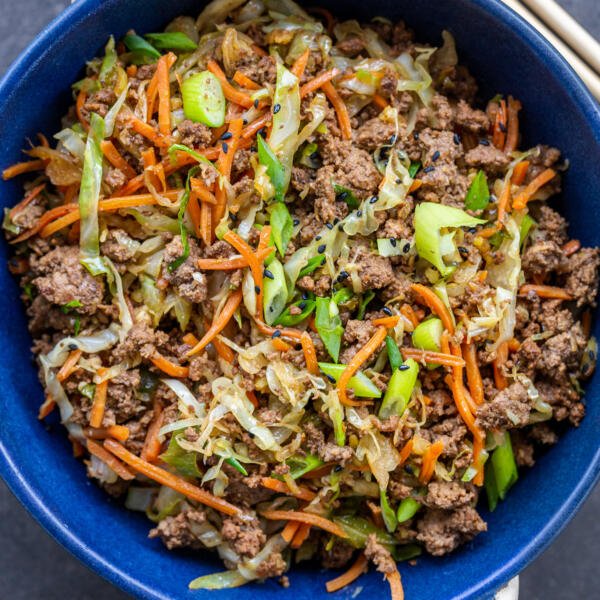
[0,1,599,598]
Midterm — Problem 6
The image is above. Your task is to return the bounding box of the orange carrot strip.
[401,348,465,367]
[87,439,135,480]
[241,113,271,140]
[477,224,501,239]
[272,337,292,352]
[400,304,421,328]
[191,178,217,205]
[214,118,244,227]
[9,184,46,221]
[207,60,254,108]
[245,390,259,408]
[2,159,46,180]
[562,239,581,257]
[291,523,312,549]
[76,90,89,131]
[512,168,557,210]
[254,318,304,342]
[291,48,311,79]
[89,370,109,429]
[418,440,444,484]
[156,53,175,137]
[261,477,316,502]
[233,70,261,90]
[56,349,83,383]
[386,566,405,600]
[187,192,203,238]
[518,284,573,300]
[493,342,508,391]
[104,439,242,515]
[463,343,484,405]
[100,140,136,179]
[511,160,530,185]
[372,93,389,110]
[504,96,522,154]
[410,283,455,334]
[398,439,414,466]
[338,326,387,406]
[251,43,268,57]
[150,352,190,378]
[38,395,56,420]
[260,510,348,539]
[84,425,131,443]
[200,201,213,245]
[300,69,336,98]
[182,333,199,346]
[129,117,169,148]
[472,435,485,487]
[372,315,400,328]
[146,52,177,121]
[497,180,511,225]
[301,332,319,375]
[197,247,273,271]
[408,178,423,193]
[141,406,164,463]
[326,554,368,593]
[281,521,302,543]
[492,99,507,150]
[322,81,352,140]
[444,374,484,445]
[186,289,243,356]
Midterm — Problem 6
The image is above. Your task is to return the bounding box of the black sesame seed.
[272,330,282,338]
[458,246,469,257]
[423,166,435,173]
[264,269,274,279]
[398,364,410,371]
[338,191,348,200]
[369,196,378,204]
[326,222,333,230]
[390,238,397,247]
[326,374,336,383]
[356,210,362,217]
[68,343,78,351]
[316,235,322,241]
[404,465,414,475]
[222,142,229,153]
[334,464,344,472]
[254,99,259,108]
[229,212,238,222]
[333,218,340,225]
[382,306,393,316]
[468,227,477,234]
[258,128,267,138]
[395,178,402,184]
[499,122,507,133]
[413,131,420,140]
[589,350,595,360]
[293,218,300,226]
[310,151,319,159]
[243,119,248,125]
[273,103,281,114]
[480,139,490,146]
[389,134,397,144]
[255,285,261,294]
[318,244,326,254]
[453,133,461,145]
[403,242,411,253]
[432,150,441,162]
[298,301,307,310]
[302,292,309,300]
[269,306,274,312]
[250,145,257,152]
[220,131,233,140]
[337,270,349,281]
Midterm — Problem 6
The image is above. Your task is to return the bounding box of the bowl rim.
[0,1,599,599]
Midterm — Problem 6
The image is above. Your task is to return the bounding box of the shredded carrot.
[9,184,46,221]
[254,318,304,342]
[493,342,508,391]
[497,180,512,225]
[156,53,175,137]
[232,70,261,90]
[386,566,405,600]
[444,374,484,446]
[272,337,292,352]
[401,348,464,367]
[56,349,83,383]
[129,116,169,148]
[150,352,190,378]
[338,326,387,406]
[518,284,573,300]
[191,178,217,205]
[291,523,312,548]
[88,439,136,480]
[37,132,50,147]
[504,96,522,154]
[507,338,521,353]
[322,81,352,140]
[2,159,46,180]
[246,390,259,408]
[84,425,131,442]
[260,510,348,539]
[251,43,268,57]
[183,333,199,346]
[104,439,242,515]
[562,239,581,257]
[472,435,485,487]
[398,438,414,466]
[197,247,273,271]
[89,369,109,429]
[38,395,56,420]
[281,520,302,543]
[463,343,484,405]
[491,99,507,150]
[408,178,423,193]
[76,89,89,131]
[410,284,455,334]
[260,477,316,502]
[400,304,421,328]
[187,289,243,356]
[419,440,444,484]
[146,52,177,121]
[291,48,311,79]
[512,168,557,210]
[372,315,400,328]
[300,69,337,98]
[200,201,212,246]
[212,334,236,364]
[326,553,368,593]
[476,223,501,239]
[372,93,389,110]
[511,160,530,185]
[207,60,254,108]
[186,192,203,238]
[100,140,137,179]
[126,64,137,77]
[214,118,244,227]
[301,332,319,374]
[141,402,164,463]
[241,113,271,140]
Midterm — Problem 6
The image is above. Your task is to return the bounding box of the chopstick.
[499,0,600,100]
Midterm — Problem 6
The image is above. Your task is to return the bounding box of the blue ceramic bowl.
[1,1,599,599]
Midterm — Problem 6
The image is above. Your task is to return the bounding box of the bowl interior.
[1,1,599,599]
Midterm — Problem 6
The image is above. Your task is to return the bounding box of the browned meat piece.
[534,205,569,245]
[26,296,80,334]
[149,508,207,550]
[105,369,144,424]
[177,119,212,147]
[113,322,164,363]
[32,245,104,313]
[100,228,139,263]
[364,534,396,574]
[476,381,531,430]
[10,193,45,231]
[82,88,116,118]
[162,237,207,303]
[353,244,394,290]
[188,353,220,382]
[340,319,377,363]
[104,167,128,191]
[355,117,396,152]
[320,540,355,569]
[538,324,586,381]
[255,552,287,579]
[560,248,600,307]
[416,507,487,556]
[304,421,353,465]
[416,94,453,131]
[521,240,564,276]
[336,35,365,57]
[453,100,490,133]
[236,54,276,85]
[464,144,510,175]
[537,380,585,425]
[424,481,477,510]
[221,514,266,558]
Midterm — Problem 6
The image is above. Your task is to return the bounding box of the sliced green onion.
[263,257,288,325]
[318,362,382,398]
[380,489,398,533]
[123,34,161,62]
[334,515,397,552]
[412,318,443,352]
[269,201,293,255]
[408,161,421,178]
[273,296,315,326]
[485,432,518,511]
[315,296,343,362]
[386,336,402,371]
[519,214,536,249]
[357,290,375,320]
[168,143,214,167]
[379,359,419,419]
[181,71,226,128]
[189,570,248,591]
[286,453,323,479]
[225,457,248,476]
[145,32,197,51]
[332,287,353,305]
[465,170,490,211]
[258,136,287,202]
[333,183,360,209]
[414,202,485,276]
[168,166,199,272]
[298,142,320,168]
[396,497,421,523]
[298,255,326,278]
[393,544,422,562]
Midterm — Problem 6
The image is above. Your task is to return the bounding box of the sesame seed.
[403,242,411,253]
[389,134,397,144]
[480,139,490,146]
[413,131,420,140]
[369,196,378,204]
[272,330,282,338]
[398,364,410,371]
[458,246,469,257]
[390,238,397,247]
[293,218,300,226]
[423,166,435,173]
[318,244,326,253]
[316,235,322,241]
[269,306,274,312]
[243,119,248,125]
[432,150,441,162]
[356,210,362,217]
[326,374,336,383]
[333,218,340,225]
[326,222,333,230]
[337,271,349,281]
[273,103,281,114]
[302,292,308,300]
[264,269,274,279]
[254,99,259,108]
[499,122,507,133]
[220,132,233,140]
[338,191,348,200]
[230,212,238,222]
[453,133,461,145]
[254,285,261,294]
[222,142,229,153]
[68,343,78,351]
[298,301,307,310]
[258,128,267,138]
[382,307,393,316]
[334,464,343,472]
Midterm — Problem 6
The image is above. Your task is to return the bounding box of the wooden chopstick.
[500,0,600,100]
[521,0,600,75]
